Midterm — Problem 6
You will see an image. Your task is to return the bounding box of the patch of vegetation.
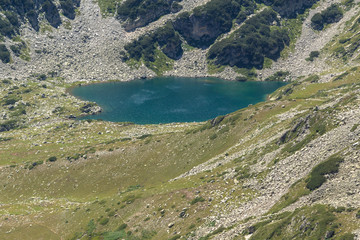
[338,233,356,240]
[10,38,30,61]
[282,112,333,154]
[334,72,349,81]
[304,75,320,83]
[117,0,182,31]
[86,219,96,236]
[97,0,121,16]
[122,22,182,74]
[234,165,251,180]
[250,205,343,240]
[268,179,310,214]
[122,194,140,204]
[0,120,18,132]
[0,0,79,34]
[306,50,320,61]
[169,235,181,240]
[60,0,80,20]
[0,14,16,38]
[0,137,12,142]
[199,226,226,240]
[2,95,21,106]
[311,4,343,30]
[0,44,11,63]
[351,124,359,132]
[47,156,57,162]
[306,156,343,191]
[173,0,256,48]
[208,9,290,69]
[137,134,152,140]
[117,223,128,231]
[27,160,44,170]
[190,196,205,205]
[356,210,360,219]
[99,217,110,225]
[265,71,290,82]
[63,20,72,30]
[80,102,96,113]
[258,0,318,18]
[144,48,174,75]
[342,0,354,10]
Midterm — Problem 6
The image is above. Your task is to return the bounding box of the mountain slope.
[0,0,360,239]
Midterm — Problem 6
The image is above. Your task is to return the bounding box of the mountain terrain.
[0,0,360,239]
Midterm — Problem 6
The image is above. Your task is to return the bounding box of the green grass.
[190,196,205,205]
[0,64,360,239]
[268,179,310,214]
[144,48,174,75]
[207,60,226,74]
[280,12,308,57]
[350,124,359,132]
[250,205,346,240]
[97,0,122,16]
[306,156,343,190]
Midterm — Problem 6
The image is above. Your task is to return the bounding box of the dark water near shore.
[70,77,287,124]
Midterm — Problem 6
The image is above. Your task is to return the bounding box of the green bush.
[333,206,345,213]
[311,13,323,29]
[86,219,96,236]
[174,0,256,48]
[38,74,47,81]
[42,0,62,28]
[257,0,318,18]
[265,71,290,81]
[190,196,205,205]
[60,0,76,19]
[250,205,336,240]
[0,0,80,33]
[48,156,57,162]
[117,0,180,31]
[356,210,360,219]
[0,15,15,37]
[0,120,18,132]
[28,160,43,170]
[343,0,354,9]
[3,96,20,105]
[4,11,19,28]
[117,223,127,231]
[311,4,343,30]
[208,9,290,69]
[306,51,320,61]
[99,217,110,225]
[306,157,343,190]
[124,22,182,63]
[0,44,11,63]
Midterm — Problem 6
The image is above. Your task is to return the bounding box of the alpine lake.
[70,77,287,124]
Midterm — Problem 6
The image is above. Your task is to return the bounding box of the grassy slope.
[2,3,360,239]
[0,66,359,239]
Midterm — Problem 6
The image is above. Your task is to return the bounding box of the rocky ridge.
[1,0,357,82]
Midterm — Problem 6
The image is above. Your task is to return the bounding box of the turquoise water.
[70,77,286,124]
